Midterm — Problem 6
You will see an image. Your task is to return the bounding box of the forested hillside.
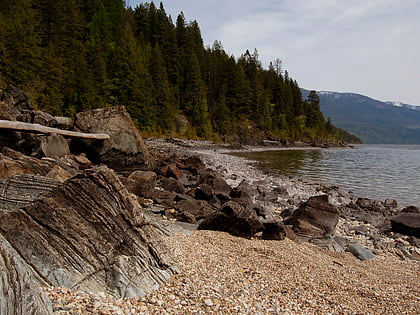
[0,1,361,143]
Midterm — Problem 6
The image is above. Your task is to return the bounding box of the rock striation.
[0,165,179,312]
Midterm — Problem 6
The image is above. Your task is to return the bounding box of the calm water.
[233,145,420,207]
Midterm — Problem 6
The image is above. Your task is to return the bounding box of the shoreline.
[43,137,420,314]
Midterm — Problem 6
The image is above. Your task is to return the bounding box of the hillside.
[0,1,359,144]
[302,89,420,144]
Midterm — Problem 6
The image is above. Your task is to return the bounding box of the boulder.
[31,111,57,127]
[261,219,287,240]
[178,155,205,175]
[194,184,218,203]
[161,177,186,194]
[347,244,376,261]
[174,199,214,221]
[390,213,420,238]
[126,171,157,196]
[40,134,70,158]
[287,195,339,237]
[0,166,178,298]
[74,106,155,171]
[338,197,400,226]
[198,201,264,238]
[149,189,177,208]
[402,206,419,214]
[197,169,232,196]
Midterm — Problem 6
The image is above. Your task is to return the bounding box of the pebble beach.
[44,139,420,314]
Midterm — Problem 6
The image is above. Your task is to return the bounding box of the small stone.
[204,298,214,306]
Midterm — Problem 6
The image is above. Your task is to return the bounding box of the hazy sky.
[129,0,420,106]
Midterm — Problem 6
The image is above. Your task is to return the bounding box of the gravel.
[44,139,420,314]
[45,228,419,314]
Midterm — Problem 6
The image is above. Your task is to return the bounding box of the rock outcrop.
[74,106,155,171]
[0,166,178,301]
[0,233,53,315]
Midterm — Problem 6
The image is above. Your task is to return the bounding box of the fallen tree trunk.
[0,120,110,140]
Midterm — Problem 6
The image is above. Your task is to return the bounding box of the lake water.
[233,145,420,207]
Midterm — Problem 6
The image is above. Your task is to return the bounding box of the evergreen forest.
[0,1,362,143]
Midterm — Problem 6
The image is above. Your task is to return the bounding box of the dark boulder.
[149,189,177,207]
[125,170,157,196]
[390,213,420,238]
[338,197,400,226]
[287,195,339,237]
[161,177,186,194]
[402,206,419,214]
[74,106,155,171]
[0,166,178,298]
[229,187,254,210]
[198,201,264,238]
[175,199,214,221]
[261,219,287,240]
[178,155,205,175]
[197,169,231,196]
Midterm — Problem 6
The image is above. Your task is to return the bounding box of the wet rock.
[287,195,339,237]
[198,201,264,238]
[0,166,178,298]
[74,106,155,171]
[390,213,420,238]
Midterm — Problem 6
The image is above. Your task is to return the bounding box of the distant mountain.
[385,101,420,111]
[301,89,420,144]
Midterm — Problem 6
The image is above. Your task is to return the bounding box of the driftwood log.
[0,120,110,140]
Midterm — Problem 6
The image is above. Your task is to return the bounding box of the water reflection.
[234,149,323,176]
[232,146,420,207]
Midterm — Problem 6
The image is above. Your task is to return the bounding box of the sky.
[129,0,420,106]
